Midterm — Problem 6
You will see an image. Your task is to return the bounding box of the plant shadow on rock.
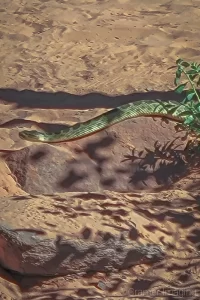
[4,135,200,194]
[121,137,200,190]
[59,135,115,190]
[59,134,199,193]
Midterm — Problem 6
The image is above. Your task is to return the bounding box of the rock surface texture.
[0,223,165,276]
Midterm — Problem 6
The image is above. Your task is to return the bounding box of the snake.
[19,99,200,143]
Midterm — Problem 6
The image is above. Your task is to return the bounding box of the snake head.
[19,130,47,142]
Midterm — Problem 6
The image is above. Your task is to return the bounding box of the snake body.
[19,99,200,143]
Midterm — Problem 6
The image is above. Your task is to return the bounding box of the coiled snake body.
[19,99,200,143]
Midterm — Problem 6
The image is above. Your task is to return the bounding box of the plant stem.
[181,67,200,102]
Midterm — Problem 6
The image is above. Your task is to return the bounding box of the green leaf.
[191,62,198,69]
[187,70,197,75]
[174,77,179,86]
[184,115,195,125]
[174,68,182,86]
[197,77,200,86]
[181,98,188,104]
[193,103,200,112]
[174,71,181,86]
[181,61,190,68]
[186,89,194,95]
[174,83,187,94]
[176,58,184,65]
[194,112,200,118]
[183,97,194,104]
[186,92,195,101]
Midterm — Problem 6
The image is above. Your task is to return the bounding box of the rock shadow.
[0,88,185,109]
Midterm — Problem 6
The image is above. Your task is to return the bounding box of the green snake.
[19,99,200,143]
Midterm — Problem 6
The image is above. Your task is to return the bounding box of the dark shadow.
[130,278,156,292]
[187,229,200,249]
[132,205,200,230]
[10,195,33,201]
[81,135,115,164]
[58,135,115,190]
[81,227,92,240]
[30,150,47,161]
[122,138,200,190]
[71,192,108,201]
[59,169,88,189]
[0,265,20,288]
[0,88,185,109]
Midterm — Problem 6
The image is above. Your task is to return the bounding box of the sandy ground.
[1,0,200,299]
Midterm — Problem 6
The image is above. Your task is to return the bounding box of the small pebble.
[97,280,108,290]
